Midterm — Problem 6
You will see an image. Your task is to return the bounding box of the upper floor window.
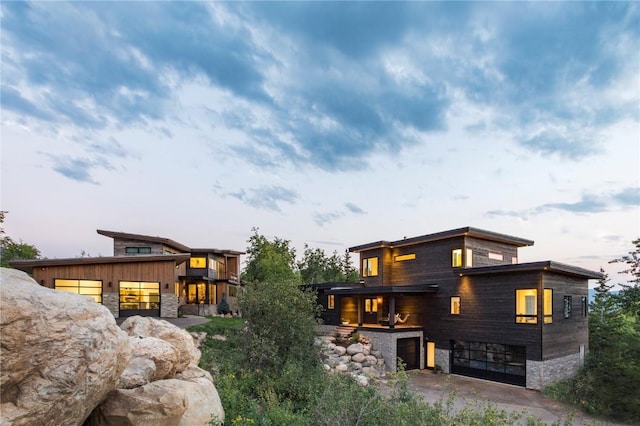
[564,296,572,318]
[581,296,588,317]
[125,247,151,254]
[452,249,462,267]
[451,296,461,315]
[488,252,504,261]
[466,249,473,267]
[394,253,416,262]
[328,294,335,309]
[363,257,378,277]
[190,257,206,268]
[516,289,537,324]
[544,289,553,324]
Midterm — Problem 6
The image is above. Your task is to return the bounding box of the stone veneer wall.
[364,330,424,372]
[160,294,179,318]
[526,351,584,390]
[435,348,451,373]
[103,293,119,318]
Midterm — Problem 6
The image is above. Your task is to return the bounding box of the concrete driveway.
[406,371,621,425]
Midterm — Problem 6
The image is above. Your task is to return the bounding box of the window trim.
[452,249,462,268]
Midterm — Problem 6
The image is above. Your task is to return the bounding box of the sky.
[1,1,639,287]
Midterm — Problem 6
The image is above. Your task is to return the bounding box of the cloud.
[313,211,344,227]
[487,187,640,218]
[45,155,114,184]
[224,185,298,212]
[345,203,366,215]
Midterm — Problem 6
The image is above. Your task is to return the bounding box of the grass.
[188,316,245,336]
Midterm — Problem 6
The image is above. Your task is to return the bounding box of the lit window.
[564,296,572,319]
[516,289,537,324]
[55,279,102,303]
[328,294,335,309]
[465,249,473,267]
[451,296,461,315]
[209,258,216,270]
[511,257,518,264]
[190,257,206,268]
[394,253,416,262]
[488,252,503,261]
[363,257,378,277]
[544,289,553,323]
[120,281,160,311]
[452,249,462,267]
[365,297,378,313]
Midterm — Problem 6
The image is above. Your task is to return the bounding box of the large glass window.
[190,257,206,268]
[544,289,553,324]
[55,279,102,303]
[119,281,160,312]
[452,340,526,380]
[516,289,537,324]
[362,257,378,277]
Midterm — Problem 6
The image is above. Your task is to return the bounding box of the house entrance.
[451,340,526,386]
[397,337,420,370]
[186,283,216,304]
[119,281,160,317]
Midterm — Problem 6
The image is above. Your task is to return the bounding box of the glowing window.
[119,281,160,311]
[516,289,537,324]
[365,297,378,313]
[394,253,416,262]
[363,257,378,277]
[465,249,473,267]
[451,296,461,315]
[452,249,462,267]
[544,289,553,324]
[54,279,102,303]
[190,257,206,268]
[488,252,503,261]
[328,294,335,309]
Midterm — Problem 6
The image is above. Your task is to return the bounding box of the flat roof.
[459,261,602,279]
[10,254,191,273]
[349,226,534,253]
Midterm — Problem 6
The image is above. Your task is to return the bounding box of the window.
[55,279,102,303]
[365,297,378,313]
[516,289,537,323]
[394,253,416,262]
[452,249,462,267]
[511,257,518,264]
[228,285,237,297]
[488,252,504,261]
[125,246,151,254]
[465,249,473,267]
[209,258,216,270]
[564,296,572,319]
[544,289,553,324]
[581,296,588,317]
[120,281,160,311]
[451,296,461,315]
[362,257,378,277]
[190,257,206,268]
[328,294,335,309]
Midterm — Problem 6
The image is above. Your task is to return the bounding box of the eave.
[329,284,439,295]
[10,254,191,274]
[459,261,603,279]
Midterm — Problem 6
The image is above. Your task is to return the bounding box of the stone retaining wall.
[526,351,584,390]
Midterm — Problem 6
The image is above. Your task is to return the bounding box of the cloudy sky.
[1,1,638,285]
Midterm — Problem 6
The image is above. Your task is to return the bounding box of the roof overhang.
[97,229,192,252]
[459,261,602,279]
[329,284,439,295]
[349,226,534,253]
[10,254,191,274]
[190,248,245,256]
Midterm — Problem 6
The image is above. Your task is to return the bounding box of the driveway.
[406,371,621,425]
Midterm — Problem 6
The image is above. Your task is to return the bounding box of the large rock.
[0,268,131,426]
[128,336,180,381]
[120,316,200,372]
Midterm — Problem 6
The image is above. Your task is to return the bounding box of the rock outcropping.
[0,268,131,426]
[316,334,386,386]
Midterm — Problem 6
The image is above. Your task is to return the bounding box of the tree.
[298,246,360,284]
[0,211,41,267]
[610,238,640,318]
[241,227,300,284]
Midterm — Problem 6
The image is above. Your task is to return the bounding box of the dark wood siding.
[541,272,589,359]
[31,261,180,295]
[464,237,519,267]
[389,237,466,286]
[112,238,167,256]
[425,271,543,360]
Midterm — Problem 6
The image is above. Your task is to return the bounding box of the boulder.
[333,345,347,356]
[128,336,180,381]
[118,357,156,390]
[0,268,131,426]
[120,316,200,372]
[351,352,366,363]
[346,343,364,355]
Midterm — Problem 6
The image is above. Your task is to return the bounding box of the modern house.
[313,227,600,390]
[10,230,243,319]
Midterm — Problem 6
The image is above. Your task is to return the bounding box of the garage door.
[119,281,160,317]
[397,337,420,370]
[451,340,526,386]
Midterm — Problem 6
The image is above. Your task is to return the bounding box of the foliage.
[0,211,41,267]
[217,293,231,315]
[298,245,359,284]
[546,238,640,423]
[241,227,300,285]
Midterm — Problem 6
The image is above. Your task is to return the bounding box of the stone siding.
[435,348,450,373]
[526,351,583,390]
[363,330,423,372]
[160,294,179,318]
[103,293,119,318]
